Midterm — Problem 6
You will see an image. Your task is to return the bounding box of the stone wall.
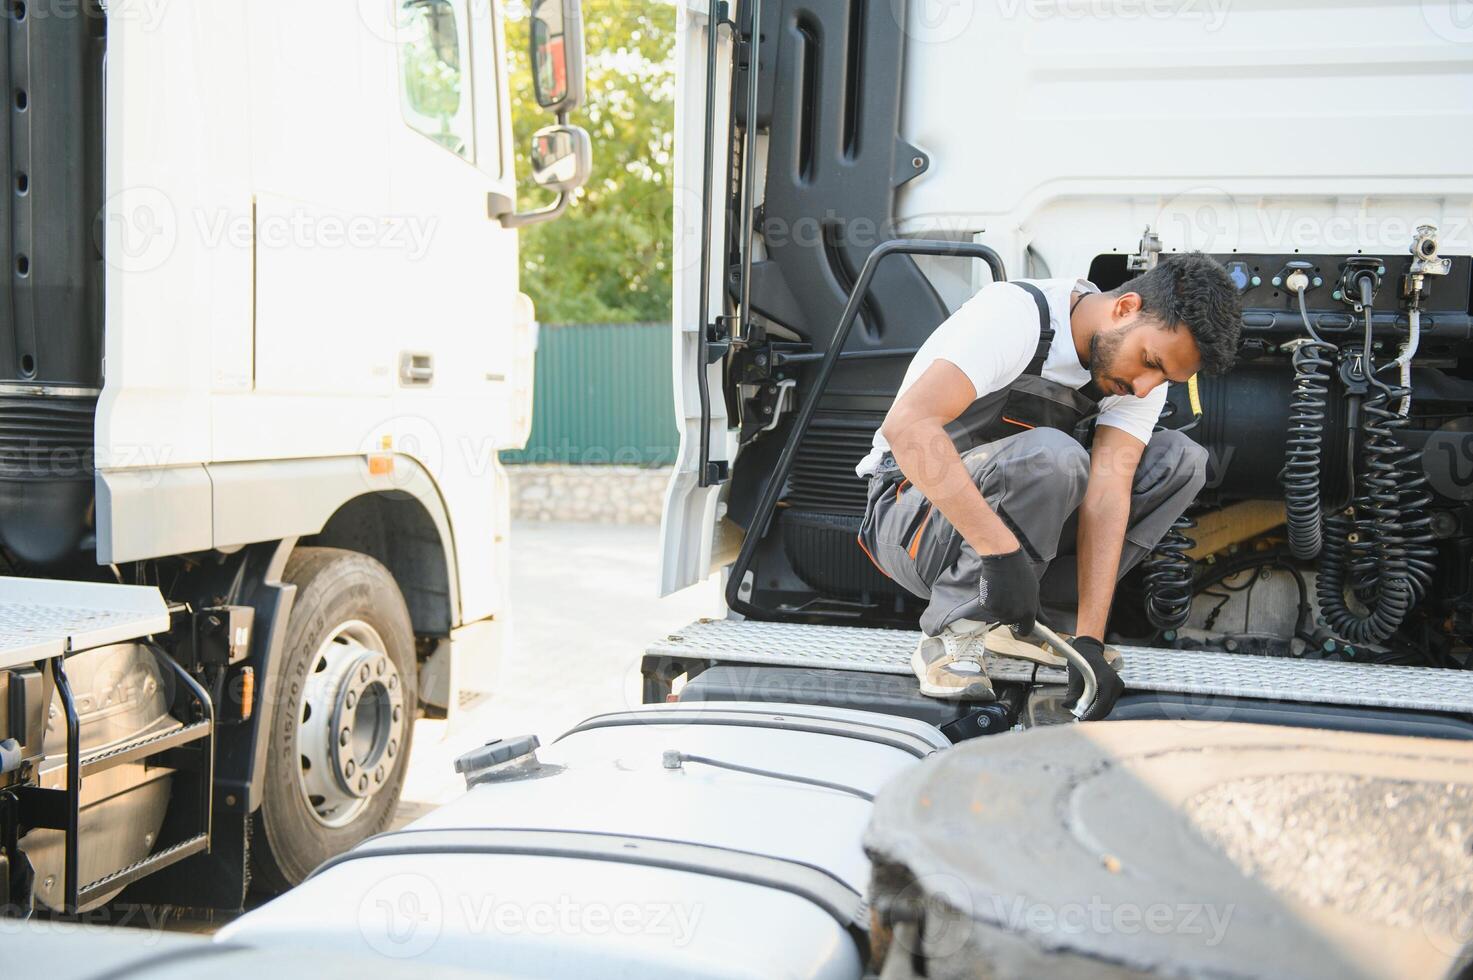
[506,464,671,524]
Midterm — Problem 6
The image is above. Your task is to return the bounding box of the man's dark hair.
[1111,252,1242,375]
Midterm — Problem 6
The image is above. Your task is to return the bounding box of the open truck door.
[658,0,734,596]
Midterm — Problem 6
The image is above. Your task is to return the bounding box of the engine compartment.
[679,0,1473,684]
[723,236,1473,675]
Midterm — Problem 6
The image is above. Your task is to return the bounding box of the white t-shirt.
[855,278,1169,477]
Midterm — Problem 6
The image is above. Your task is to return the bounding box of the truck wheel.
[250,547,417,893]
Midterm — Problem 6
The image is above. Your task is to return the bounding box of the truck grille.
[783,413,879,515]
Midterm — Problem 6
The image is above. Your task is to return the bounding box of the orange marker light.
[239,666,255,721]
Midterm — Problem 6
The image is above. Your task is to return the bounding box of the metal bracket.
[893,140,930,188]
[755,379,797,434]
[733,341,780,383]
[706,338,731,366]
[1405,224,1451,308]
[1410,224,1452,279]
[1126,226,1162,273]
[487,189,571,230]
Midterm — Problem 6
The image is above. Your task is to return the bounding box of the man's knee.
[995,427,1090,489]
[1140,429,1208,497]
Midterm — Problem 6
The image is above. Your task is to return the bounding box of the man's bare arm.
[1075,424,1145,638]
[880,360,1020,556]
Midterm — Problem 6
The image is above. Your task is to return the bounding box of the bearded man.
[855,253,1241,717]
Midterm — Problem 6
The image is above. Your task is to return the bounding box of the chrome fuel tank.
[19,642,176,911]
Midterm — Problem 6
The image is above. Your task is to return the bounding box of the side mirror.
[529,124,591,193]
[530,0,584,114]
[489,0,591,228]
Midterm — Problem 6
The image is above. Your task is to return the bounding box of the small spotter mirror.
[530,124,591,192]
[487,122,592,227]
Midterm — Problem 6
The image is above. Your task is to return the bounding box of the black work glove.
[976,549,1039,635]
[1065,636,1124,721]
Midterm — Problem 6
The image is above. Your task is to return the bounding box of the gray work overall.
[857,283,1208,637]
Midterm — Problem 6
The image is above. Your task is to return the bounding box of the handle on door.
[399,351,434,386]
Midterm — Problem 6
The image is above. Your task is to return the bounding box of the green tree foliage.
[400,2,471,155]
[505,0,674,323]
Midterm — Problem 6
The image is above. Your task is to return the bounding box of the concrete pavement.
[400,520,721,810]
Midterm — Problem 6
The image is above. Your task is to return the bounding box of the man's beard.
[1088,325,1133,396]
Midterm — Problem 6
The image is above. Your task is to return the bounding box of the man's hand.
[975,549,1038,634]
[1065,636,1124,720]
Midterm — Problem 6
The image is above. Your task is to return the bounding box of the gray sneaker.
[910,620,996,700]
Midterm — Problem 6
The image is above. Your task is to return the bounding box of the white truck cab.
[0,0,589,913]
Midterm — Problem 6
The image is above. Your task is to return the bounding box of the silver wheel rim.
[295,620,407,828]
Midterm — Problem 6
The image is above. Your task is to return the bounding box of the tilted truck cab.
[656,0,1473,739]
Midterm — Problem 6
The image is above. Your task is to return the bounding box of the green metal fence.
[501,322,680,466]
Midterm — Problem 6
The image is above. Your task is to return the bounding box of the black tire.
[250,547,417,894]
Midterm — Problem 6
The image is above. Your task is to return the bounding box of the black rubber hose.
[1143,512,1197,633]
[1280,289,1337,559]
[1316,297,1433,643]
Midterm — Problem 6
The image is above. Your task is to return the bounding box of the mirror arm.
[493,113,583,229]
[488,189,571,229]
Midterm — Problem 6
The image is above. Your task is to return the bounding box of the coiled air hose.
[1143,375,1201,634]
[1315,279,1434,643]
[1144,512,1197,632]
[1280,287,1338,559]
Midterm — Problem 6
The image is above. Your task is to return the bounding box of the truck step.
[1,576,169,667]
[3,603,217,914]
[78,833,209,907]
[79,719,212,776]
[647,619,1473,716]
